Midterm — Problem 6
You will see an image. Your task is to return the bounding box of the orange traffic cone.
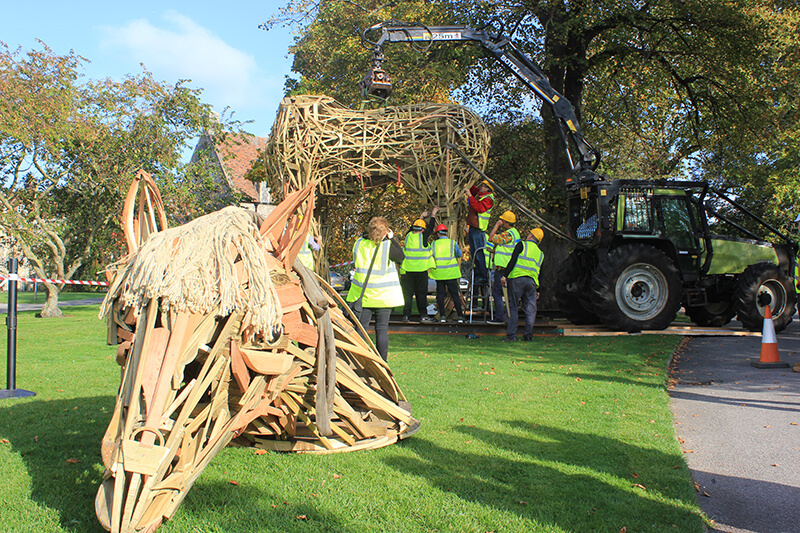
[751,305,789,368]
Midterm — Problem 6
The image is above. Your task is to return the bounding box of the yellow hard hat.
[499,211,516,224]
[412,218,426,230]
[480,180,494,191]
[530,228,544,242]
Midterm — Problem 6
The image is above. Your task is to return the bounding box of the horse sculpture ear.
[121,169,168,255]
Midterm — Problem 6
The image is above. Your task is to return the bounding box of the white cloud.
[99,11,282,123]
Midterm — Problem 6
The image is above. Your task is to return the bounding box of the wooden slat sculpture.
[264,94,491,235]
[95,171,419,533]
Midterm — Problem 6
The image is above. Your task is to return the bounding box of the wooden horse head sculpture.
[95,170,419,532]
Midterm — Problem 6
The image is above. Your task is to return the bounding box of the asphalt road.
[670,317,800,533]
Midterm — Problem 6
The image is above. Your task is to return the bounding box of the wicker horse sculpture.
[95,171,419,532]
[264,95,491,238]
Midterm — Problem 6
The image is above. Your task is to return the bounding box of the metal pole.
[1,258,35,399]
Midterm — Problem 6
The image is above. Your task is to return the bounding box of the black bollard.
[0,258,35,399]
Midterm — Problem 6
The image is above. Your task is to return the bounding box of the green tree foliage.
[267,1,800,195]
[0,42,238,316]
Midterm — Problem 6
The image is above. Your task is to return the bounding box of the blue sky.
[1,1,297,138]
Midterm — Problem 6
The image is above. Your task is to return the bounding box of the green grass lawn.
[0,306,707,532]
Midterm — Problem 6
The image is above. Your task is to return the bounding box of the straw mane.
[101,206,282,334]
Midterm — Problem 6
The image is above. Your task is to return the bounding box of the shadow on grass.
[384,420,703,532]
[0,395,115,532]
[179,481,357,533]
[0,396,357,533]
[525,367,667,389]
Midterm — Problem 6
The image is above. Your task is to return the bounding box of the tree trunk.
[39,284,62,318]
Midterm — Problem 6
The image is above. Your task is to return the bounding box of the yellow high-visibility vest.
[430,238,461,281]
[345,238,404,308]
[493,227,521,269]
[508,241,544,287]
[400,232,434,273]
[297,238,315,270]
[477,192,494,231]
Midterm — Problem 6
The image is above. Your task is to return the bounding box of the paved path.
[670,319,800,533]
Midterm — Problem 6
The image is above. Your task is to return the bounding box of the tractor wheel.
[685,297,736,327]
[555,251,600,325]
[734,262,795,332]
[591,244,682,332]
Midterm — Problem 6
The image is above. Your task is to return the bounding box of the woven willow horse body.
[264,95,491,239]
[95,172,418,532]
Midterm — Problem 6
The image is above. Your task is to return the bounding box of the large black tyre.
[734,262,796,332]
[555,251,600,325]
[591,244,682,332]
[685,297,736,327]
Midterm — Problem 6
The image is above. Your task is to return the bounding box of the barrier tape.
[329,261,354,269]
[0,275,108,286]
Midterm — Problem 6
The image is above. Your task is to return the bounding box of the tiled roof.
[215,134,268,201]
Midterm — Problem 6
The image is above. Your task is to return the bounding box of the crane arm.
[361,21,602,178]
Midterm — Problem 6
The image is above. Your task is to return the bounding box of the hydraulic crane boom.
[361,21,603,183]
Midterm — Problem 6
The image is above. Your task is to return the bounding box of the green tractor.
[557,178,798,333]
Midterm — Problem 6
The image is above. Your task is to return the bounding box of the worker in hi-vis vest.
[295,214,321,271]
[487,211,521,325]
[466,180,494,287]
[297,234,322,271]
[430,223,465,323]
[399,207,438,323]
[345,217,404,361]
[500,228,544,342]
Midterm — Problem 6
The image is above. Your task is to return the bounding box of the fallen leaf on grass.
[296,515,308,520]
[254,449,267,455]
[632,473,639,478]
[333,473,341,479]
[229,480,239,486]
[65,458,79,464]
[632,484,646,490]
[1,438,8,444]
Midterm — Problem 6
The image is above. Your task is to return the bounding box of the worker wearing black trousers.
[430,223,465,323]
[501,228,544,341]
[400,207,438,323]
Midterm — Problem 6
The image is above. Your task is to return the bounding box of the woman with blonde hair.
[345,216,405,361]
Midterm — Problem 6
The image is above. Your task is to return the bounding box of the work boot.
[523,334,533,341]
[458,316,464,324]
[501,335,517,342]
[421,316,434,323]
